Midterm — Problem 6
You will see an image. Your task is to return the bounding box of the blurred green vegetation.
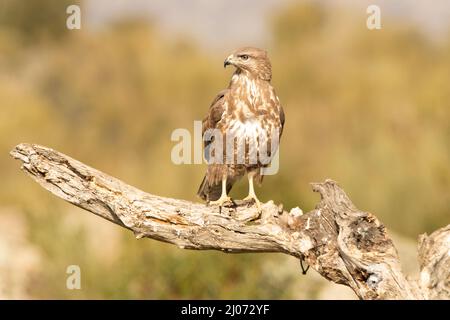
[0,1,449,298]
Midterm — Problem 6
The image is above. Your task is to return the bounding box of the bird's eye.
[240,55,249,60]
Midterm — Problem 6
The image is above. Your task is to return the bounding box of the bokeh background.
[0,0,449,299]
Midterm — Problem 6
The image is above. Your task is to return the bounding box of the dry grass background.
[0,0,449,298]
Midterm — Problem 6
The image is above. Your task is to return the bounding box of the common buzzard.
[197,47,285,212]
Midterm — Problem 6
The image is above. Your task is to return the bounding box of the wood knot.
[366,273,382,289]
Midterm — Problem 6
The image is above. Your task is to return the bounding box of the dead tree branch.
[418,225,450,299]
[10,143,449,300]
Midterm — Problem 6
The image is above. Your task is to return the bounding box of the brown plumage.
[197,47,285,212]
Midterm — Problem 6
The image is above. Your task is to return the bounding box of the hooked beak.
[223,54,234,68]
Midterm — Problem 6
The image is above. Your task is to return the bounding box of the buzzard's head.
[224,47,272,81]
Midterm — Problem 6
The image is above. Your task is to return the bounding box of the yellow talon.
[209,195,233,207]
[208,177,233,213]
[242,173,262,213]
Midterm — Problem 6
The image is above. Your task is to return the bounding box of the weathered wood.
[10,143,449,299]
[418,225,450,299]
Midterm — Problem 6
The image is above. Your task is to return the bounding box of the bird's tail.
[197,175,234,202]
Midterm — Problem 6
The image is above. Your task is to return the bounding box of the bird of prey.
[197,47,285,212]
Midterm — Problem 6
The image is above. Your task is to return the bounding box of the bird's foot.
[242,194,262,213]
[208,196,234,213]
